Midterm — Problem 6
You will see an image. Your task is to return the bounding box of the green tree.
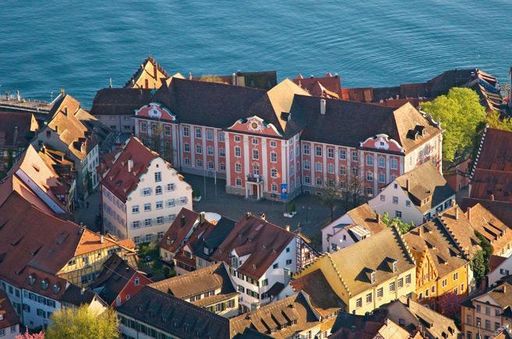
[486,111,512,131]
[46,306,118,339]
[381,212,414,234]
[421,88,486,162]
[471,233,493,284]
[320,184,342,221]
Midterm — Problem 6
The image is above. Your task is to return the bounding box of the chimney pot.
[467,207,472,223]
[455,208,460,220]
[320,99,326,115]
[490,194,495,201]
[127,159,134,172]
[199,212,205,224]
[406,179,410,191]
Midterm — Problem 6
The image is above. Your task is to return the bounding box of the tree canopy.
[381,212,414,234]
[421,88,487,162]
[46,306,118,339]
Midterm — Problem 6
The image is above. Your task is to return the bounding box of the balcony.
[246,174,263,183]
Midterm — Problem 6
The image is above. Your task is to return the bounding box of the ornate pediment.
[135,102,176,122]
[228,115,282,137]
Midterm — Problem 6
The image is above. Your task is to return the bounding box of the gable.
[228,115,282,137]
[135,102,176,122]
[360,134,404,153]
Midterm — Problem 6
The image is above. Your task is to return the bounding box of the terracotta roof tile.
[0,290,19,330]
[395,162,455,213]
[101,137,158,202]
[230,292,321,339]
[470,128,512,202]
[212,214,296,280]
[290,269,346,317]
[149,263,235,301]
[118,286,230,339]
[467,203,512,255]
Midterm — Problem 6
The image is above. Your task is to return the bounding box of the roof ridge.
[469,124,489,180]
[436,213,469,258]
[392,225,416,266]
[325,252,351,297]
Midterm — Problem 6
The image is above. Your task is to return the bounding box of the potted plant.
[290,202,297,216]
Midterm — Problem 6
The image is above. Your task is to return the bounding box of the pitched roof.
[0,144,69,214]
[90,253,145,305]
[90,88,154,116]
[436,206,481,258]
[101,137,159,202]
[45,94,98,160]
[383,297,460,338]
[117,286,230,339]
[470,128,512,202]
[330,310,410,339]
[345,203,387,235]
[149,263,235,302]
[293,73,341,97]
[290,96,440,152]
[124,57,169,89]
[159,208,204,253]
[395,162,455,213]
[461,198,512,228]
[467,203,512,255]
[212,214,296,280]
[298,227,415,298]
[230,292,321,339]
[404,221,468,278]
[153,77,266,129]
[471,281,512,311]
[0,191,134,300]
[0,290,19,330]
[0,110,38,149]
[290,269,346,317]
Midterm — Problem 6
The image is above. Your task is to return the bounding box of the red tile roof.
[0,191,133,300]
[470,128,512,202]
[293,73,341,97]
[212,213,296,280]
[0,290,19,330]
[101,137,158,202]
[0,110,37,149]
[159,208,203,254]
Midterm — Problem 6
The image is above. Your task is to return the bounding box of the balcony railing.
[246,174,263,183]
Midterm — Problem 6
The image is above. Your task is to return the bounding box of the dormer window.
[134,277,140,286]
[28,274,36,286]
[40,279,49,290]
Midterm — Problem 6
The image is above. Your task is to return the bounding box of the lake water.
[1,0,511,107]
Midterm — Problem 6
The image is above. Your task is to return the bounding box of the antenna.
[109,77,113,88]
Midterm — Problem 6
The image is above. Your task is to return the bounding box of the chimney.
[245,212,251,219]
[12,126,19,146]
[63,107,68,116]
[154,63,158,80]
[188,72,192,80]
[455,208,459,220]
[232,73,237,86]
[320,98,326,115]
[490,194,495,201]
[285,225,291,232]
[127,159,133,172]
[199,212,205,224]
[376,213,381,224]
[180,214,186,227]
[100,235,104,244]
[405,179,410,191]
[81,287,86,295]
[418,226,423,236]
[467,207,472,223]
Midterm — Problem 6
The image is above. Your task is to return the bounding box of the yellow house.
[404,221,470,308]
[125,56,169,89]
[294,226,416,315]
[57,230,136,286]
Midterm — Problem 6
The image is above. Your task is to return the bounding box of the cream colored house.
[295,226,416,315]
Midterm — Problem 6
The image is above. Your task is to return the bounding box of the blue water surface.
[0,1,511,106]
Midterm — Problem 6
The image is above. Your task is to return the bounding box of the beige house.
[461,280,512,339]
[294,227,416,315]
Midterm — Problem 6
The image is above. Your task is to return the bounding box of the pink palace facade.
[94,76,443,202]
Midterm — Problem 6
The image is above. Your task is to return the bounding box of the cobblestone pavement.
[185,174,346,249]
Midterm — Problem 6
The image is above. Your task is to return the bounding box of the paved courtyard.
[185,174,345,249]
